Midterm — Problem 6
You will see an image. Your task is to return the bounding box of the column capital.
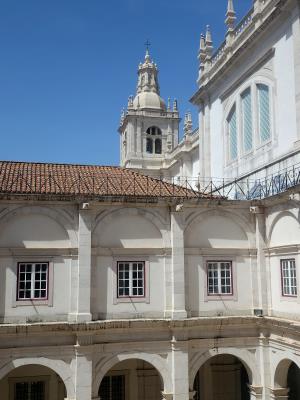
[269,387,289,400]
[161,392,173,400]
[249,385,263,399]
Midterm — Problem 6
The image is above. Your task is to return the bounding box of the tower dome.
[132,50,166,111]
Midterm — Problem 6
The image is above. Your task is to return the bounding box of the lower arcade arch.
[98,359,164,400]
[274,359,300,400]
[192,354,251,400]
[0,364,67,400]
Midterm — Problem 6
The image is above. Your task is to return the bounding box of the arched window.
[155,138,162,154]
[146,138,153,153]
[147,126,162,136]
[227,105,237,161]
[146,126,162,154]
[241,88,253,152]
[257,84,271,142]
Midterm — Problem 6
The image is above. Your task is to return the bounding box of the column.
[69,206,92,322]
[170,209,187,319]
[269,388,289,400]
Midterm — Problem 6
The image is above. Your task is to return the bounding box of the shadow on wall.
[0,214,71,248]
[94,214,163,249]
[185,215,249,249]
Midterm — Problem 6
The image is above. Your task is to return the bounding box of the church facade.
[0,0,300,399]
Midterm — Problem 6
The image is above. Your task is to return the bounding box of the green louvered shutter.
[228,106,237,161]
[241,88,253,152]
[258,84,271,142]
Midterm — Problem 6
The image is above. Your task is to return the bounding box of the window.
[17,262,48,301]
[207,261,233,295]
[146,126,162,154]
[155,138,162,154]
[227,106,237,161]
[117,261,145,298]
[257,84,271,143]
[146,138,153,154]
[281,259,297,297]
[241,88,253,152]
[14,381,45,400]
[99,375,125,400]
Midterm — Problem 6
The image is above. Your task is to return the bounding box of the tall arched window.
[227,105,238,161]
[257,84,271,143]
[146,126,162,154]
[241,88,253,152]
[155,138,162,154]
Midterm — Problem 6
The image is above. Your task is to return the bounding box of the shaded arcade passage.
[99,359,162,400]
[287,362,300,400]
[193,354,250,400]
[0,364,67,399]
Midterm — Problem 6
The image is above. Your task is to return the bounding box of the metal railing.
[173,162,300,200]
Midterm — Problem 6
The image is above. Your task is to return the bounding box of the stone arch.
[268,211,299,247]
[0,205,77,247]
[189,348,259,389]
[273,357,300,388]
[93,353,171,397]
[0,357,75,398]
[185,209,254,248]
[93,207,166,248]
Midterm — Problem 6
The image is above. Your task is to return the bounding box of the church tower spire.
[118,48,181,176]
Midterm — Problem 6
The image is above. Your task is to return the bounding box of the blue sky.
[0,0,252,166]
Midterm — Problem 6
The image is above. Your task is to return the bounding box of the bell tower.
[118,49,181,177]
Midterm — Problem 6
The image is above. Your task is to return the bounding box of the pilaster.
[170,209,187,319]
[73,335,94,400]
[250,205,269,314]
[171,340,189,400]
[69,206,92,322]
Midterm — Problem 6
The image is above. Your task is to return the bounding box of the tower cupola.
[133,50,166,110]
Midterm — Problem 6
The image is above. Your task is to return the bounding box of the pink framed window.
[207,261,233,295]
[17,262,49,301]
[117,261,145,298]
[281,259,297,297]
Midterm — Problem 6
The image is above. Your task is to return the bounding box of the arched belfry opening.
[193,354,250,400]
[0,364,67,400]
[98,359,163,400]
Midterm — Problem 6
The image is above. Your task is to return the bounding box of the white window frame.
[207,261,233,296]
[117,261,145,298]
[13,260,54,307]
[113,257,150,304]
[281,259,297,297]
[224,79,274,168]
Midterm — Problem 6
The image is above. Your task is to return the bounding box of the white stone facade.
[1,0,300,399]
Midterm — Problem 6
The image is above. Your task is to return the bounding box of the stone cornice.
[191,0,288,105]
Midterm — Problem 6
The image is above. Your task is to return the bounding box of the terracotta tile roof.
[0,161,207,199]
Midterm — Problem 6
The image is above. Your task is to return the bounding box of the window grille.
[15,381,45,400]
[99,375,125,400]
[17,263,48,300]
[117,262,145,297]
[281,259,297,296]
[207,261,233,295]
[258,84,271,142]
[228,106,237,161]
[241,88,253,152]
